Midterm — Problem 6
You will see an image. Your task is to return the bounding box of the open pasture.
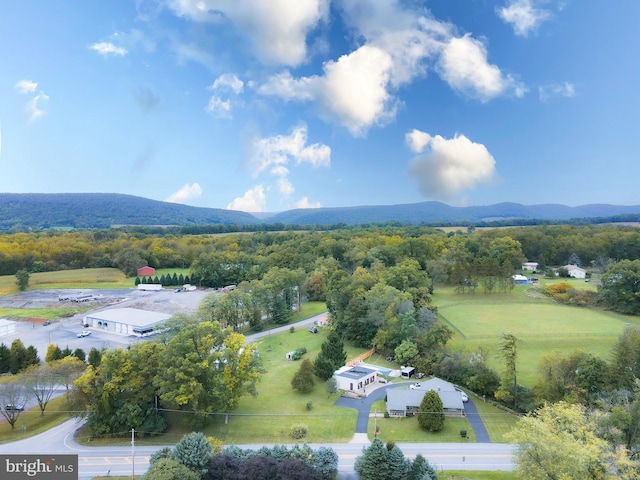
[436,286,637,387]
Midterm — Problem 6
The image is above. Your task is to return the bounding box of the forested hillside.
[0,193,259,230]
[2,193,640,231]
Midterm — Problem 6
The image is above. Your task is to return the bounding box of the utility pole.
[131,428,135,479]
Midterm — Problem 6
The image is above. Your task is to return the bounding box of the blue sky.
[1,1,639,213]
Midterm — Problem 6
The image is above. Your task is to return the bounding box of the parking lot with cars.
[0,287,211,361]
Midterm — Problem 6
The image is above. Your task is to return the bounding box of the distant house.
[386,377,465,418]
[564,264,586,279]
[512,274,530,285]
[137,266,155,277]
[334,365,378,395]
[522,262,539,271]
[83,308,171,337]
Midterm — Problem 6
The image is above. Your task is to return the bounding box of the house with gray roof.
[386,377,465,417]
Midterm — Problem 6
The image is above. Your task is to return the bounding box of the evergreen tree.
[172,272,179,285]
[313,329,347,381]
[178,273,185,285]
[61,346,72,358]
[170,432,213,476]
[387,444,410,480]
[0,343,10,373]
[408,454,438,480]
[160,274,166,286]
[184,275,191,285]
[418,390,445,432]
[73,348,86,362]
[135,276,141,286]
[354,438,391,480]
[291,359,315,393]
[24,345,39,368]
[87,347,102,367]
[15,269,30,291]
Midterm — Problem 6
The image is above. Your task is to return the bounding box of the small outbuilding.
[512,274,530,285]
[137,266,155,277]
[522,262,539,271]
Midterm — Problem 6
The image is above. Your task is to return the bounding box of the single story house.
[334,365,378,395]
[83,308,171,337]
[0,319,16,337]
[386,377,465,418]
[522,262,539,271]
[564,264,586,279]
[137,266,155,277]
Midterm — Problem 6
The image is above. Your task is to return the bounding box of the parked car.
[308,327,318,333]
[5,405,24,411]
[409,382,421,390]
[42,320,51,326]
[456,388,469,402]
[77,330,91,338]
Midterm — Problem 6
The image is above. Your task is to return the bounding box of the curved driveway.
[335,382,491,442]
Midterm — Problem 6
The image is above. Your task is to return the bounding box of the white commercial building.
[83,308,172,337]
[0,319,16,337]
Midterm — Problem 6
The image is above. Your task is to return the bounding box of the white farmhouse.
[522,262,539,271]
[564,264,587,279]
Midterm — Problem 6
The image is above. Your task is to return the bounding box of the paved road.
[0,418,516,479]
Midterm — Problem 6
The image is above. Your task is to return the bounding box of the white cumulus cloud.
[539,82,576,101]
[295,196,321,209]
[164,0,329,66]
[227,185,267,212]
[14,80,38,94]
[210,73,244,94]
[206,97,232,118]
[497,0,552,37]
[407,130,497,199]
[249,124,330,176]
[26,92,50,122]
[436,34,526,102]
[405,129,433,154]
[260,1,522,136]
[165,183,203,204]
[89,42,128,56]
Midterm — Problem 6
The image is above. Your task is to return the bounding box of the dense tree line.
[74,315,263,436]
[143,435,339,480]
[2,225,640,280]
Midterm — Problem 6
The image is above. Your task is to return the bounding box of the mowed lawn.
[435,285,639,387]
[148,326,361,445]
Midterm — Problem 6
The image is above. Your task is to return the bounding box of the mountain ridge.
[1,193,639,230]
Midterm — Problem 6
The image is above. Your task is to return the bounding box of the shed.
[512,274,529,285]
[83,308,171,337]
[137,266,155,277]
[400,366,416,378]
[334,365,378,395]
[522,262,539,271]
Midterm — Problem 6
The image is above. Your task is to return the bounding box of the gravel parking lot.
[0,287,212,358]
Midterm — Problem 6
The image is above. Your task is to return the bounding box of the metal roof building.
[83,308,172,337]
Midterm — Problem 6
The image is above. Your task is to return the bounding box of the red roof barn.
[137,266,155,277]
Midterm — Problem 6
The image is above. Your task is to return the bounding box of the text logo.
[1,455,78,479]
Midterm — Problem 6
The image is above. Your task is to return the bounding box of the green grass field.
[435,283,639,387]
[0,396,73,443]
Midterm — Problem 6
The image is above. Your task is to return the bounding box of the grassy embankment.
[0,395,75,443]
